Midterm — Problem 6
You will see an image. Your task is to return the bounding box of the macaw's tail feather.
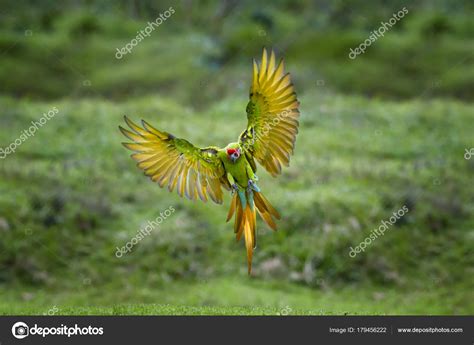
[226,190,280,275]
[254,191,281,228]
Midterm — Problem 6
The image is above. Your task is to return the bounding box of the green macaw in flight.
[120,48,300,274]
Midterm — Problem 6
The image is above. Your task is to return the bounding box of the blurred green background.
[0,0,473,315]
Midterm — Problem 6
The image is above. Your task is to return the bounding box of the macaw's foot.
[247,179,261,193]
[231,183,239,194]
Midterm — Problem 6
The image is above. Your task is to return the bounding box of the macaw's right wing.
[239,48,300,177]
[120,116,226,204]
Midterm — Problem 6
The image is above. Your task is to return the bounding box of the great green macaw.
[120,48,300,274]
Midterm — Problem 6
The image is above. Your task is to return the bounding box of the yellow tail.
[226,191,281,275]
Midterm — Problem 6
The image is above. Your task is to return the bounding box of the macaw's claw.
[248,179,261,192]
[231,183,239,194]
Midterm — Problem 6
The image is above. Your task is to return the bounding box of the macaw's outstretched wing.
[120,116,226,204]
[239,48,300,177]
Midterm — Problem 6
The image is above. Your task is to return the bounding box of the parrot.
[119,48,300,274]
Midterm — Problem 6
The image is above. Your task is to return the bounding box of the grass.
[0,91,473,315]
[1,278,472,315]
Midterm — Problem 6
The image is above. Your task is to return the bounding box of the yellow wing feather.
[239,48,300,176]
[120,116,225,204]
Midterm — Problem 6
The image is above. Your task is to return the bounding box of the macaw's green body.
[120,48,300,274]
[218,144,254,189]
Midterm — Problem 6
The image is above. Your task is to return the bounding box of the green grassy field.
[1,278,472,315]
[0,1,473,316]
[0,91,473,315]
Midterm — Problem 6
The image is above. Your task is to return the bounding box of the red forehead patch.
[227,148,237,155]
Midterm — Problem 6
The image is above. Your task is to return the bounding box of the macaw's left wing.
[120,116,226,204]
[239,48,300,177]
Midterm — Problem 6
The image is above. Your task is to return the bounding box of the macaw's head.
[226,144,241,163]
